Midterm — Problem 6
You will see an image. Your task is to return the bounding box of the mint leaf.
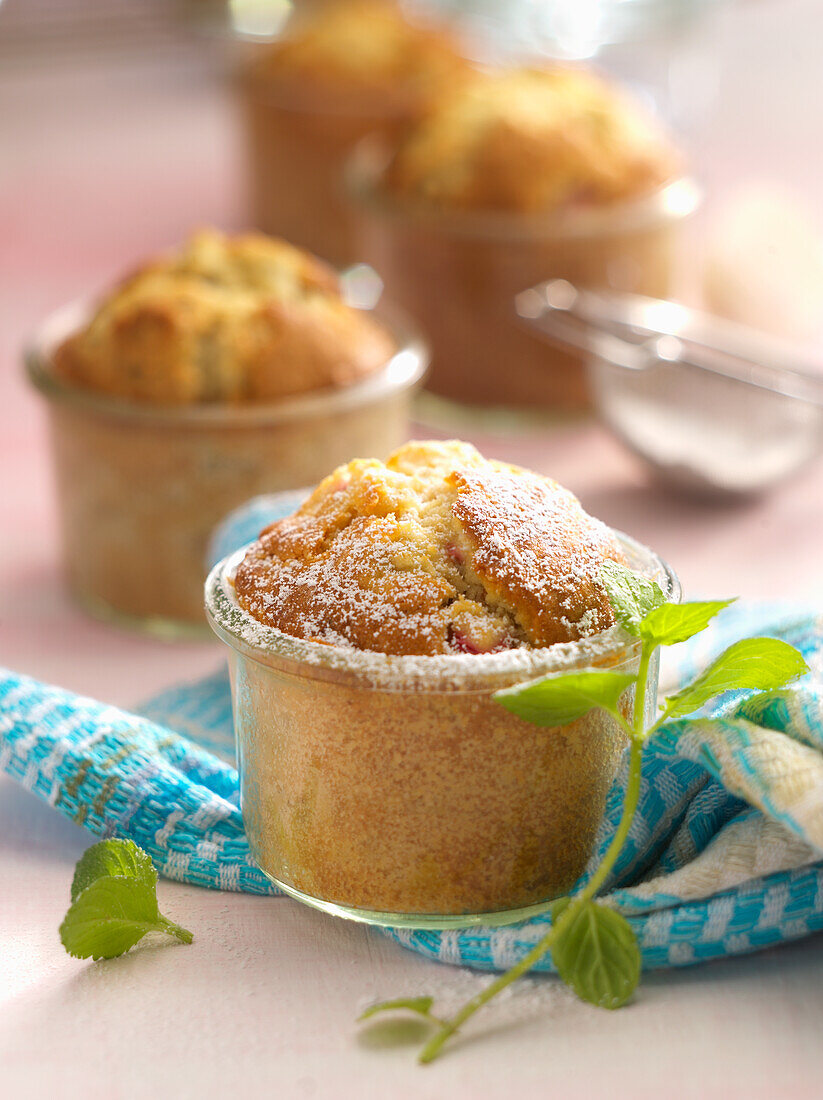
[639,599,736,648]
[599,560,666,637]
[550,898,640,1010]
[495,670,636,727]
[61,876,164,960]
[61,842,193,961]
[353,582,797,1064]
[71,838,156,903]
[358,997,437,1022]
[663,637,809,720]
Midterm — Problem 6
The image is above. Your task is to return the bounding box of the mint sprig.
[661,637,809,720]
[60,839,193,961]
[640,599,736,647]
[496,670,637,727]
[361,562,809,1063]
[549,897,641,1010]
[358,997,444,1024]
[70,837,156,902]
[599,559,666,635]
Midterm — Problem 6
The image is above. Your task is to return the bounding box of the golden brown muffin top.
[234,440,625,655]
[382,66,679,213]
[247,0,466,107]
[54,229,395,405]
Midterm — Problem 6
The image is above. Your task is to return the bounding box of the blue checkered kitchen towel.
[1,492,822,974]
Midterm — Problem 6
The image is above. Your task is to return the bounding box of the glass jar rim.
[24,295,428,428]
[345,135,701,243]
[205,531,680,692]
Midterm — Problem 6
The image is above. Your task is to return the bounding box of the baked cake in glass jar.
[348,65,699,410]
[26,229,426,633]
[207,440,679,925]
[238,0,467,264]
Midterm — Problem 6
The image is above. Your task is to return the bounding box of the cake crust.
[383,66,679,213]
[54,229,395,405]
[247,0,466,107]
[234,440,625,655]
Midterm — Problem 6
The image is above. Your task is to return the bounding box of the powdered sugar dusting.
[206,525,673,692]
[232,441,629,657]
[451,464,625,647]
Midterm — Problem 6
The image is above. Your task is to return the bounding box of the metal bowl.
[517,280,823,496]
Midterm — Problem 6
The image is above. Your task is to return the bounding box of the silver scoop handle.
[516,280,823,408]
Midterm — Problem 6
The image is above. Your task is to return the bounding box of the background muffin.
[239,0,468,262]
[382,65,679,213]
[235,439,625,655]
[54,228,395,405]
[349,61,691,410]
[247,0,466,109]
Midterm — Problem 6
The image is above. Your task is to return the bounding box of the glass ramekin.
[347,138,700,412]
[238,54,429,266]
[25,300,427,637]
[206,532,680,928]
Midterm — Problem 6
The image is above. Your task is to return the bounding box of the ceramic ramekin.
[347,137,700,412]
[25,300,427,637]
[206,532,680,928]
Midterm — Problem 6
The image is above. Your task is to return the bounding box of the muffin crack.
[235,440,625,656]
[54,229,395,406]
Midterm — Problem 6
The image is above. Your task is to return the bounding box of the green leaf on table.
[358,997,437,1023]
[495,670,637,728]
[71,838,157,903]
[599,560,667,637]
[62,876,162,960]
[639,599,736,648]
[663,637,809,720]
[60,841,193,961]
[550,898,641,1010]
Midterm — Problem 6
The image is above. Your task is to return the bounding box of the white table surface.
[2,2,823,1096]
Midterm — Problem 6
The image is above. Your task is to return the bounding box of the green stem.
[576,729,644,901]
[633,643,654,741]
[583,645,650,900]
[158,916,194,945]
[418,643,654,1065]
[601,704,637,743]
[418,904,576,1064]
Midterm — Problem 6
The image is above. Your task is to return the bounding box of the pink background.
[2,4,823,1097]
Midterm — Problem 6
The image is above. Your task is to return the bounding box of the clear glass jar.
[26,300,427,637]
[206,533,680,928]
[238,45,435,266]
[416,1,726,139]
[348,137,700,411]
